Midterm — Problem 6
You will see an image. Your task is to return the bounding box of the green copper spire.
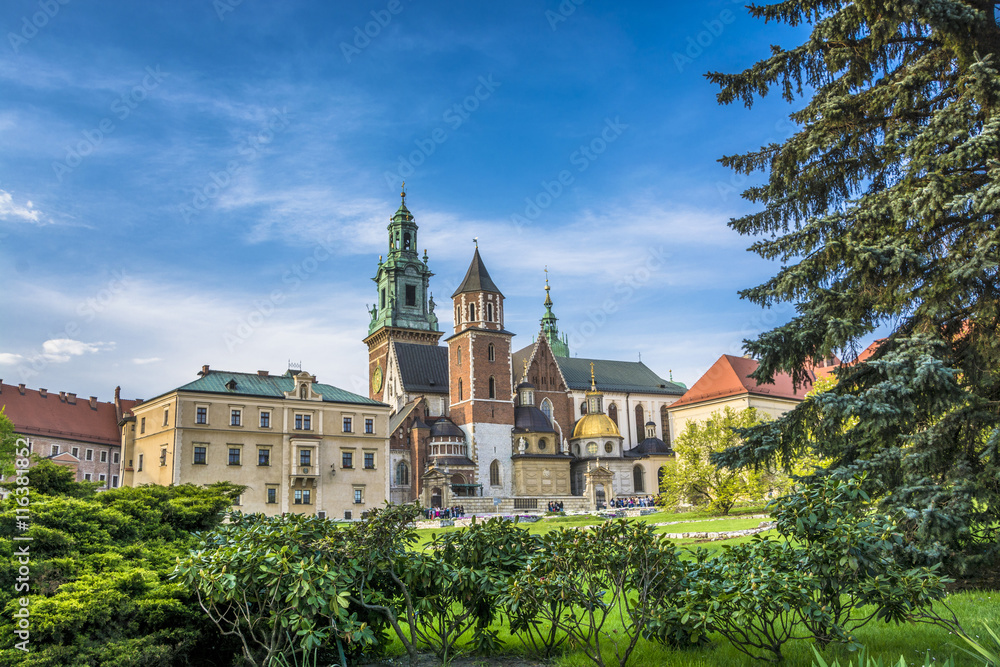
[368,186,439,335]
[541,269,570,357]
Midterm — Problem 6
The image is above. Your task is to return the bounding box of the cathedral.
[364,191,685,512]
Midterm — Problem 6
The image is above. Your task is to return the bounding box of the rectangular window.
[193,447,207,465]
[113,452,120,464]
[112,475,119,488]
[258,448,270,466]
[267,487,277,504]
[302,490,311,505]
[85,473,92,481]
[71,447,79,457]
[86,449,93,461]
[228,448,241,465]
[365,418,374,434]
[294,490,303,505]
[196,407,207,424]
[344,510,352,520]
[405,284,416,306]
[138,454,143,471]
[354,489,363,504]
[233,495,241,506]
[295,414,311,430]
[364,452,375,469]
[343,417,352,433]
[300,449,311,467]
[159,448,167,466]
[100,451,107,463]
[231,409,241,426]
[342,451,353,468]
[140,417,145,434]
[260,411,270,428]
[99,473,106,482]
[163,408,169,426]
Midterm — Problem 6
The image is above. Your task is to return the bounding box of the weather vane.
[473,237,478,247]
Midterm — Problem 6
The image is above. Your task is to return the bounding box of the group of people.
[609,495,657,509]
[424,506,465,520]
[547,501,565,512]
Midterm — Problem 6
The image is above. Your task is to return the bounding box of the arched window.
[488,343,495,362]
[540,398,553,421]
[468,303,477,321]
[633,465,645,493]
[403,232,411,250]
[608,402,618,425]
[457,346,462,364]
[488,376,496,398]
[538,438,547,450]
[458,378,464,401]
[490,459,501,486]
[660,405,670,444]
[635,405,644,442]
[486,302,494,322]
[580,401,588,415]
[395,461,410,486]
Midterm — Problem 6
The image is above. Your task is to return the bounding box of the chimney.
[39,388,47,398]
[18,384,25,394]
[59,391,66,402]
[67,393,77,404]
[89,396,98,410]
[257,370,268,377]
[199,365,210,376]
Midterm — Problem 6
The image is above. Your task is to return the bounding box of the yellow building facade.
[120,366,390,519]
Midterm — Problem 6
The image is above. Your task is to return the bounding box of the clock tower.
[363,187,443,402]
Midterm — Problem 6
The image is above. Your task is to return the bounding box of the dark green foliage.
[0,408,18,478]
[0,483,241,666]
[709,0,1000,571]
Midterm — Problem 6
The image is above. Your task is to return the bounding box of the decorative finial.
[401,182,406,200]
[523,357,529,379]
[669,369,673,382]
[473,237,478,247]
[590,362,596,391]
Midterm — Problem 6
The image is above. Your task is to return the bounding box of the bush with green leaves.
[174,511,375,667]
[0,464,242,666]
[502,519,697,667]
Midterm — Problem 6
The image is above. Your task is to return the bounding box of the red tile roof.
[0,382,123,447]
[669,355,814,409]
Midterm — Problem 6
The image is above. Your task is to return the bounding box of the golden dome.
[572,412,621,439]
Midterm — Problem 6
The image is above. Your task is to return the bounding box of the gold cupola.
[571,363,621,439]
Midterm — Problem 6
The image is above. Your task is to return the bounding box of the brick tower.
[447,246,515,496]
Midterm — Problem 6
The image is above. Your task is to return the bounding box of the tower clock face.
[372,364,384,393]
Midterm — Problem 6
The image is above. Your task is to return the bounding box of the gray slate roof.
[175,370,382,405]
[555,357,686,395]
[394,343,449,394]
[451,248,502,297]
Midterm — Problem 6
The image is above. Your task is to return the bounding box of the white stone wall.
[464,422,513,497]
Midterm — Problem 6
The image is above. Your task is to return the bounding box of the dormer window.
[226,379,237,391]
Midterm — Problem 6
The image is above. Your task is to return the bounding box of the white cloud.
[132,357,163,365]
[0,353,24,365]
[40,339,116,363]
[0,190,42,224]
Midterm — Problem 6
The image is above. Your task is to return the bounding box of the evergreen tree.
[710,1,1000,570]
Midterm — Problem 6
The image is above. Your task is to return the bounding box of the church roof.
[174,370,382,406]
[555,357,686,395]
[429,417,465,439]
[668,354,812,409]
[451,247,502,297]
[626,437,674,457]
[514,405,556,433]
[394,343,449,394]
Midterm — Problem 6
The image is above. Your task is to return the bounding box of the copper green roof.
[175,370,383,405]
[555,357,686,395]
[452,248,502,297]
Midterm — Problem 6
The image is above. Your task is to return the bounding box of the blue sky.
[0,0,827,401]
